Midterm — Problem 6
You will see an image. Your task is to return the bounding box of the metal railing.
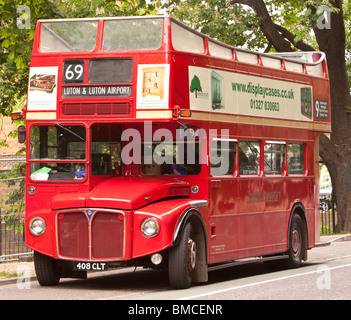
[320,193,336,235]
[0,213,32,262]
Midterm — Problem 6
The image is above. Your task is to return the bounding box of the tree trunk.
[315,0,351,232]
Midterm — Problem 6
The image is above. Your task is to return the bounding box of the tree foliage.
[164,0,340,51]
[0,0,156,117]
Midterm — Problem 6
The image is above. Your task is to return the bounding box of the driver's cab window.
[91,124,122,176]
[29,124,86,181]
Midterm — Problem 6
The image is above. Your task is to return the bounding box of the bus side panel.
[208,178,238,263]
[236,178,264,258]
[263,176,288,254]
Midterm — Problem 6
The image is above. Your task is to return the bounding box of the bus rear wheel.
[34,251,62,286]
[168,222,197,289]
[286,214,306,268]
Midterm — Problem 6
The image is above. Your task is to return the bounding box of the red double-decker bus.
[17,16,330,289]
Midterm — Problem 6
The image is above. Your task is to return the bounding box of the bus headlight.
[29,217,46,236]
[141,218,159,238]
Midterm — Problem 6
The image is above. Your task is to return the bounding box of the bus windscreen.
[40,21,98,52]
[103,18,163,51]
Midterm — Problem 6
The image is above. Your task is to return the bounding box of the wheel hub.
[291,229,301,259]
[187,239,196,271]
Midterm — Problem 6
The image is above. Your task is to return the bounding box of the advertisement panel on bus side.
[189,66,328,122]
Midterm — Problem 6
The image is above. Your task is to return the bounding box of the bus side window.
[210,139,236,176]
[264,142,286,175]
[287,143,305,174]
[239,141,260,175]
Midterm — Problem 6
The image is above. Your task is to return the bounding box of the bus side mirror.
[18,125,26,143]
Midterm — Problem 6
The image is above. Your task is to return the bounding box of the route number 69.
[63,59,85,83]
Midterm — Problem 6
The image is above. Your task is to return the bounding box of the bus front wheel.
[34,251,62,286]
[168,222,197,289]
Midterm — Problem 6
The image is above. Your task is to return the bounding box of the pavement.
[0,234,350,287]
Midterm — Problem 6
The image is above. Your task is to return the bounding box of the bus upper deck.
[25,15,330,134]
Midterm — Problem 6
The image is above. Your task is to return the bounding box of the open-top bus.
[16,16,330,289]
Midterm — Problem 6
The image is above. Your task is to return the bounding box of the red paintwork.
[24,17,330,270]
[51,177,190,210]
[86,177,190,210]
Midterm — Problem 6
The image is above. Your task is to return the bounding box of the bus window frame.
[263,140,287,176]
[39,20,100,53]
[238,140,261,177]
[210,138,238,177]
[102,18,164,52]
[37,17,168,54]
[27,122,88,183]
[287,142,307,176]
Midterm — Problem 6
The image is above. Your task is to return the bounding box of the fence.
[0,169,31,262]
[0,213,32,262]
[320,193,336,235]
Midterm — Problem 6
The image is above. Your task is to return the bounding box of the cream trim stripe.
[26,112,57,120]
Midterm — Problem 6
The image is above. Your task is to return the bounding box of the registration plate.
[73,262,108,271]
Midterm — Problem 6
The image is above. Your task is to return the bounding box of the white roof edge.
[38,15,166,23]
[37,15,326,67]
[268,51,326,66]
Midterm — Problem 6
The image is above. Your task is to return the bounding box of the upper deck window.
[171,22,204,53]
[40,21,98,52]
[103,18,163,51]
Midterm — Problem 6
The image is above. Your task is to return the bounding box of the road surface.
[1,236,350,302]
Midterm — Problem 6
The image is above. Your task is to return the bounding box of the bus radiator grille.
[92,212,124,259]
[57,210,124,260]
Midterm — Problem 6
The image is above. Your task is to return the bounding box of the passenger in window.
[171,162,187,175]
[74,165,85,180]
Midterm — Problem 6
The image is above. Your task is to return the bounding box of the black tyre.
[34,251,62,286]
[286,214,305,268]
[168,222,197,289]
